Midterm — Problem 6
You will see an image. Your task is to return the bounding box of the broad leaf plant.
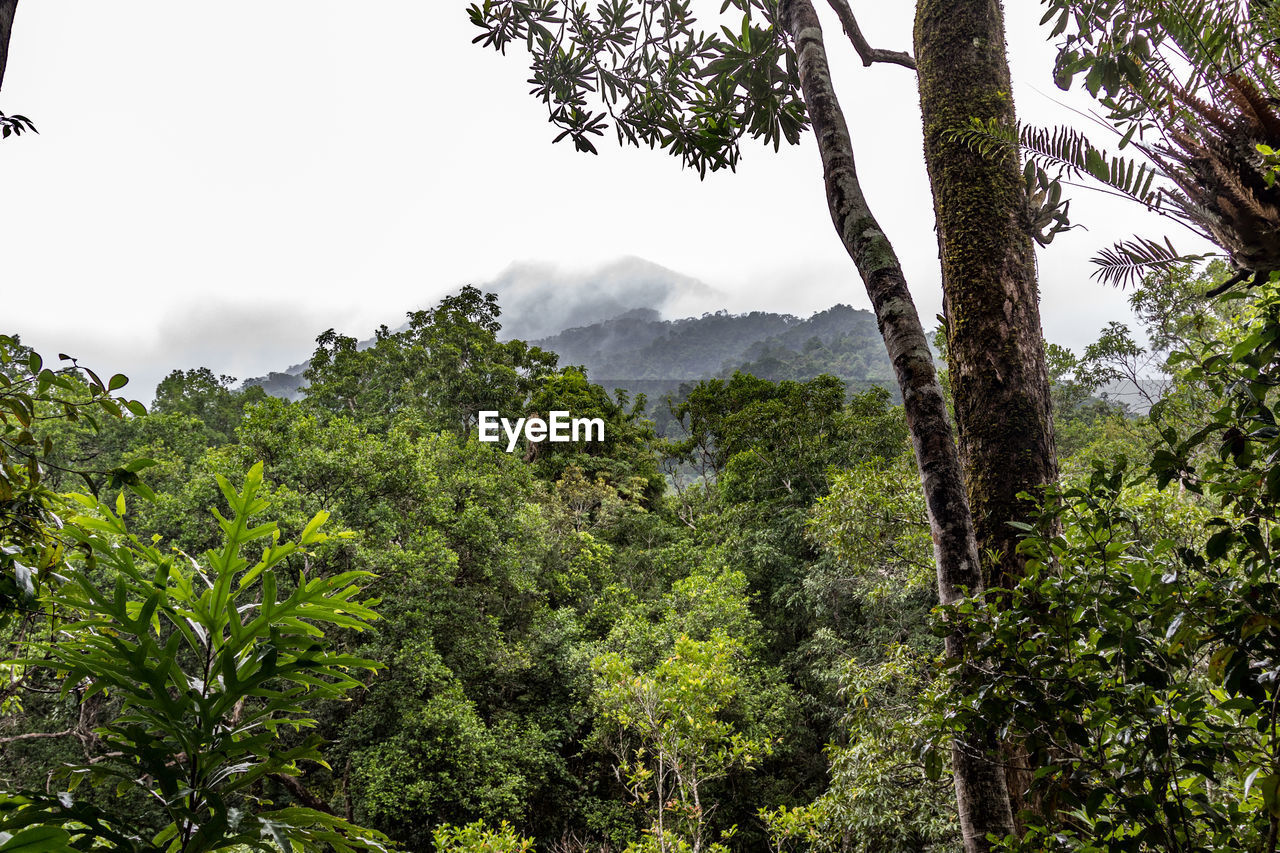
[0,463,393,852]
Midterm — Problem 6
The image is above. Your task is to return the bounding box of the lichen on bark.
[914,0,1061,836]
[914,0,1058,593]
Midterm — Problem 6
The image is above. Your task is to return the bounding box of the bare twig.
[823,0,916,69]
[0,728,73,745]
[270,772,334,814]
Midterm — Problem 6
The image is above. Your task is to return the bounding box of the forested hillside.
[533,303,891,383]
[0,288,923,851]
[538,304,894,435]
[242,303,895,413]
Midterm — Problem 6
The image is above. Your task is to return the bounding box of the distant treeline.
[243,303,899,433]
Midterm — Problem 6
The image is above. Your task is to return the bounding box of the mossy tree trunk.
[914,0,1058,592]
[783,2,1015,849]
[915,0,1060,832]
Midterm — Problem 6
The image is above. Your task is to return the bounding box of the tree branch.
[824,0,916,69]
[270,773,334,814]
[0,728,73,745]
[0,0,16,91]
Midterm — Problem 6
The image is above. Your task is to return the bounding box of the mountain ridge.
[243,302,894,402]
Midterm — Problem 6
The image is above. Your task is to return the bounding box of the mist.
[488,257,725,341]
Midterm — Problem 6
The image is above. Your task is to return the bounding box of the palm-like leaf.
[947,119,1165,209]
[1038,0,1280,289]
[0,464,393,852]
[1091,236,1212,287]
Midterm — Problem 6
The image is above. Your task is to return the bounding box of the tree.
[914,0,1062,831]
[0,336,148,618]
[594,635,766,853]
[304,286,559,434]
[464,0,1062,845]
[590,564,793,853]
[915,0,1059,592]
[668,376,905,663]
[226,397,631,847]
[931,290,1280,849]
[756,38,1008,836]
[151,368,266,446]
[959,0,1280,290]
[760,646,960,853]
[433,820,535,853]
[526,368,665,502]
[0,0,35,141]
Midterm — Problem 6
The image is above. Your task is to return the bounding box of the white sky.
[0,2,1198,398]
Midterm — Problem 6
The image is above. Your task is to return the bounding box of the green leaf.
[1257,774,1280,818]
[299,511,330,546]
[0,826,77,852]
[122,457,158,474]
[5,463,382,851]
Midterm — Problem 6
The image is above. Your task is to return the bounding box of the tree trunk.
[914,0,1061,827]
[914,0,1059,594]
[783,2,1016,849]
[0,0,16,92]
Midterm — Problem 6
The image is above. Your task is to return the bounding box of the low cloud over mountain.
[487,257,724,342]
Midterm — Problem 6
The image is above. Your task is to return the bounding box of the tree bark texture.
[914,0,1058,593]
[0,0,16,92]
[914,0,1061,829]
[782,2,1016,849]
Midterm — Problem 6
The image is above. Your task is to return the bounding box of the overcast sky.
[0,2,1199,398]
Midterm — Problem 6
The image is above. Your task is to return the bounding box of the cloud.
[8,301,346,404]
[486,257,726,341]
[152,301,343,382]
[8,256,875,404]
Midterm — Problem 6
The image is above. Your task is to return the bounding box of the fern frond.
[1091,235,1214,287]
[946,119,1165,208]
[942,118,1021,162]
[1022,124,1165,206]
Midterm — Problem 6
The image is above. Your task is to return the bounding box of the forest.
[5,1,1280,852]
[244,304,897,437]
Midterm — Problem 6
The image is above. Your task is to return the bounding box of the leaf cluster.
[466,0,807,175]
[0,112,35,140]
[928,280,1280,850]
[0,464,390,852]
[0,336,148,617]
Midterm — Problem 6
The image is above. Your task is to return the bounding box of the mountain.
[488,257,724,342]
[242,368,310,400]
[243,300,894,411]
[241,258,727,399]
[529,304,894,434]
[535,303,891,383]
[237,255,898,426]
